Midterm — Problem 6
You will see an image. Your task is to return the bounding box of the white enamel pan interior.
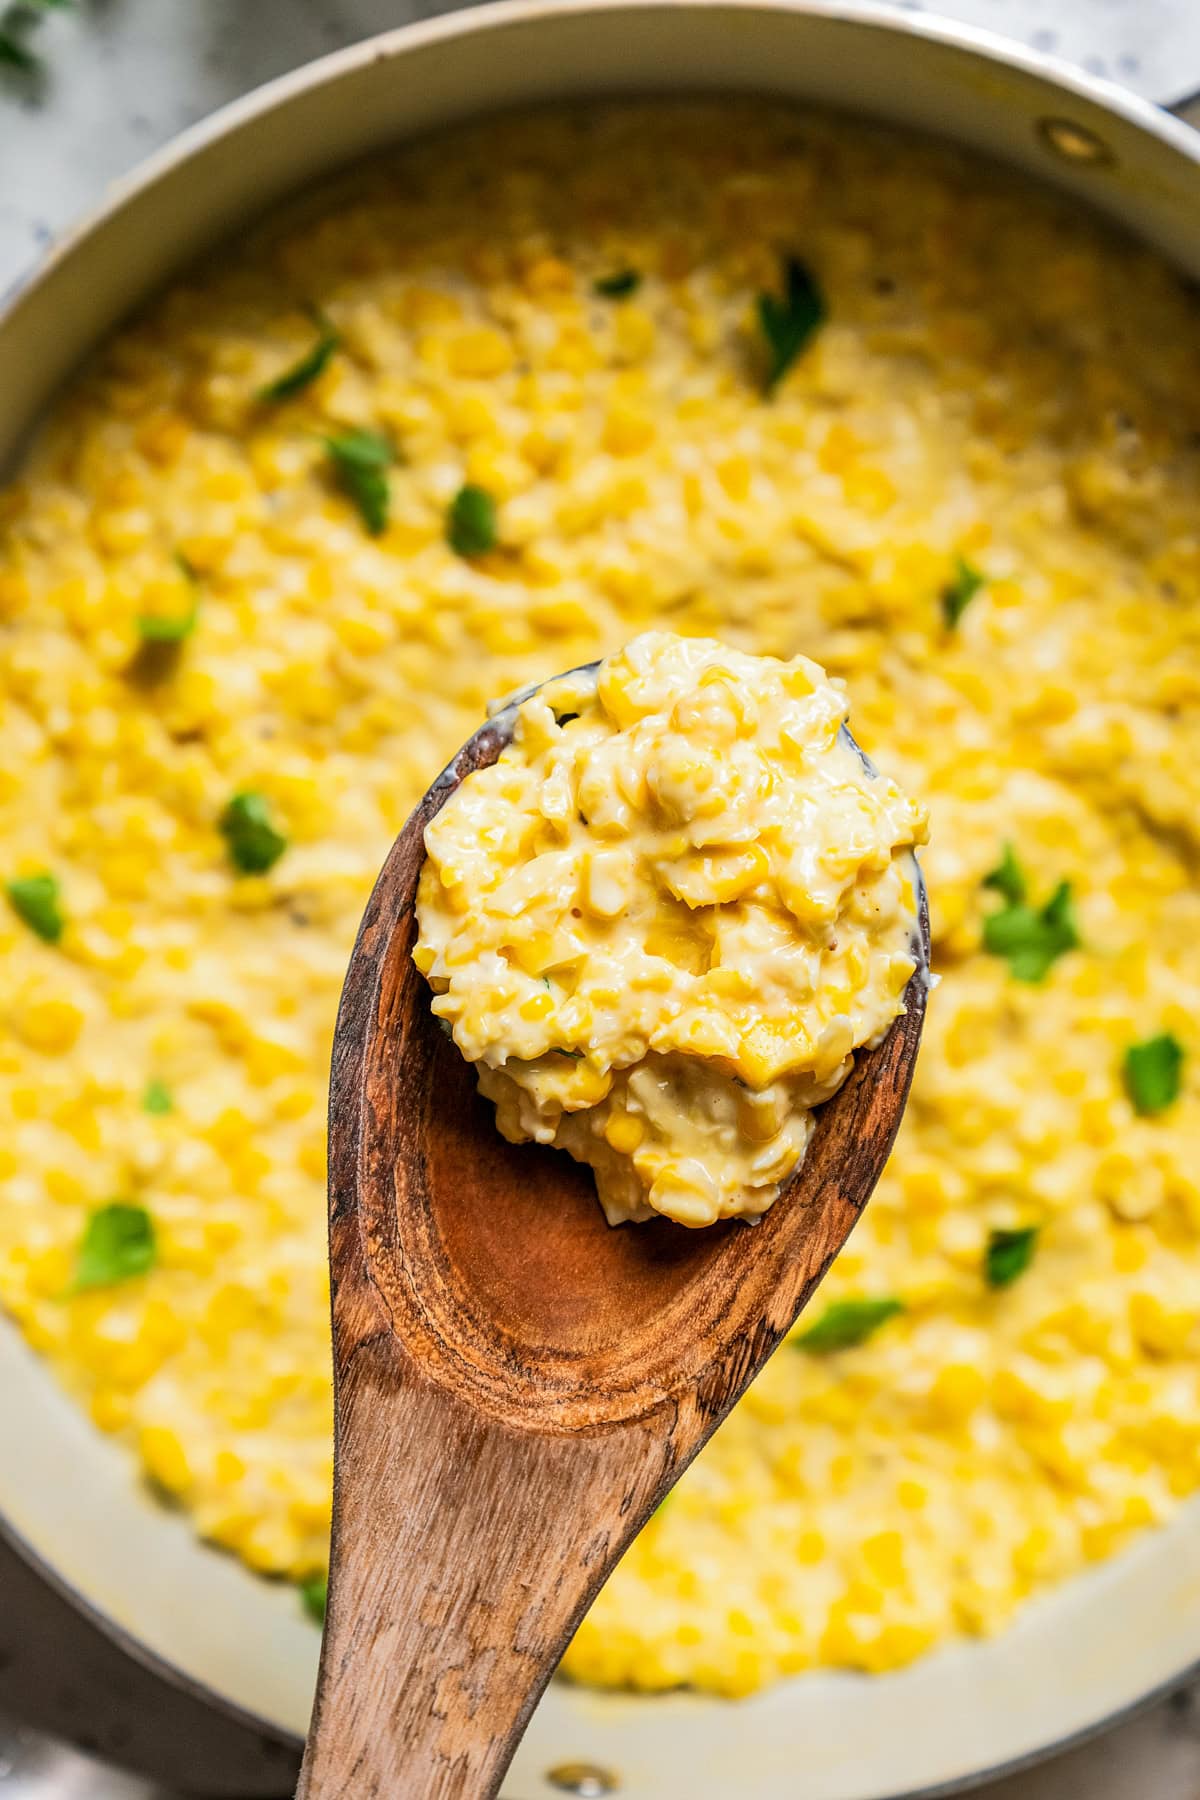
[2,5,1199,1796]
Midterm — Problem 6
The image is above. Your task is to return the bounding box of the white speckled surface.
[2,2,1200,1795]
[1,0,1200,290]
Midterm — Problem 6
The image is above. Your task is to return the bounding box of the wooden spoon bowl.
[298,689,930,1800]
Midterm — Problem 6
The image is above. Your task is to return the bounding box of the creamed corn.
[1,101,1199,1695]
[414,630,925,1225]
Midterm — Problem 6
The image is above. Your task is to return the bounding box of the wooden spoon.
[296,677,930,1800]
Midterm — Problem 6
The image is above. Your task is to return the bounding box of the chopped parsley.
[137,600,197,645]
[0,23,36,68]
[0,0,69,71]
[324,430,392,536]
[129,566,198,675]
[300,1574,327,1624]
[219,791,288,875]
[757,255,826,395]
[74,1202,156,1292]
[982,842,1027,909]
[982,876,1079,983]
[1123,1033,1184,1117]
[142,1079,173,1116]
[795,1296,904,1353]
[941,555,986,628]
[259,307,341,403]
[447,483,498,558]
[594,269,642,299]
[6,870,64,943]
[985,1226,1039,1289]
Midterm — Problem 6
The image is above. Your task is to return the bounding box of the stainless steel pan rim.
[5,0,1200,324]
[1,4,1198,1795]
[4,0,1200,448]
[883,1660,1200,1800]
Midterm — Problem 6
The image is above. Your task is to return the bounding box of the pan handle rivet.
[1036,116,1116,166]
[546,1763,620,1795]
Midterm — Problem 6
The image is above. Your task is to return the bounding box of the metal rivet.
[545,1763,620,1796]
[1036,116,1116,167]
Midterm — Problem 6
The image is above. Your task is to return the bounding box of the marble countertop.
[2,2,1200,1796]
[2,0,1200,289]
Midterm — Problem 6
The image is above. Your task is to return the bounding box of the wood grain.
[297,706,930,1800]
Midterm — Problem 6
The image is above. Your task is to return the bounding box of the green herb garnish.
[795,1297,904,1354]
[6,871,64,943]
[300,1574,327,1624]
[128,563,198,674]
[1123,1033,1184,1117]
[137,601,197,645]
[757,256,826,395]
[982,842,1027,908]
[447,483,498,558]
[941,555,986,628]
[219,791,288,875]
[324,430,392,536]
[259,308,341,403]
[142,1079,173,1116]
[594,269,642,299]
[0,24,37,68]
[0,0,69,73]
[74,1202,156,1292]
[982,878,1079,983]
[985,1226,1039,1289]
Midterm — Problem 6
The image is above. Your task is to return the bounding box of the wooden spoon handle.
[296,1274,664,1800]
[298,742,928,1798]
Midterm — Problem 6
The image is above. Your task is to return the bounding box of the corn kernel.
[141,1425,193,1496]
